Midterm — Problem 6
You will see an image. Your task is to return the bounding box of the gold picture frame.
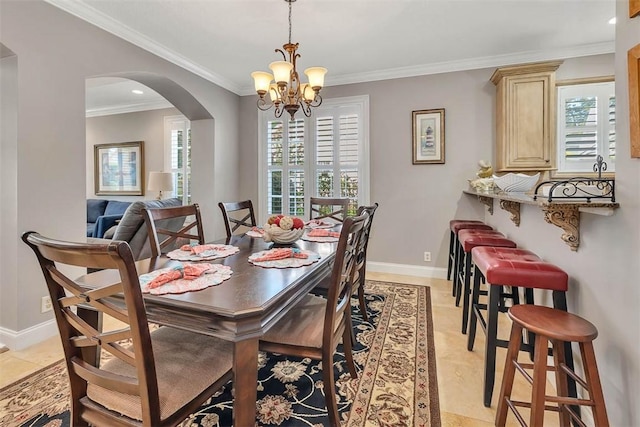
[94,141,145,195]
[630,44,640,158]
[412,108,445,164]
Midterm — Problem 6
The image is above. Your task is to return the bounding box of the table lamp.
[147,171,173,200]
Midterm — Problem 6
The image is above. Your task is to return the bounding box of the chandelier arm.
[299,100,312,117]
[309,93,323,108]
[257,97,273,111]
[275,48,287,61]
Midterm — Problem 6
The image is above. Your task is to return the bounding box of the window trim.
[257,95,370,224]
[553,76,615,179]
[163,115,191,203]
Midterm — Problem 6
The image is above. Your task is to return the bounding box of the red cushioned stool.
[456,230,516,335]
[452,228,504,299]
[447,220,492,283]
[467,246,574,408]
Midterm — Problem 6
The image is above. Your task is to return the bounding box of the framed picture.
[94,141,145,195]
[412,108,445,164]
[630,44,640,158]
[631,0,640,18]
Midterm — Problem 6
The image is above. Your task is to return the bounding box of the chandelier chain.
[288,0,292,45]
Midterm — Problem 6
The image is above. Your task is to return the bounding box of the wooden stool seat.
[497,305,609,427]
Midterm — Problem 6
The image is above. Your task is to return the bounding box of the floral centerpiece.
[263,215,305,244]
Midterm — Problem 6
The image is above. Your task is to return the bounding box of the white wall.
[0,1,240,347]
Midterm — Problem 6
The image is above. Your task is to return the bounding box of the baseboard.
[367,261,447,279]
[0,319,58,351]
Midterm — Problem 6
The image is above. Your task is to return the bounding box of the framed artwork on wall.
[94,141,145,195]
[412,108,445,164]
[630,44,640,158]
[630,0,640,18]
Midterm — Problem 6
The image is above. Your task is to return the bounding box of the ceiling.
[52,0,616,115]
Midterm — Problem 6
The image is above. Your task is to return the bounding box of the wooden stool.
[456,230,516,334]
[496,305,609,427]
[447,220,491,282]
[467,246,573,408]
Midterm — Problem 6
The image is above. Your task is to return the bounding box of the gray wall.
[0,1,240,343]
[240,50,640,424]
[86,107,180,201]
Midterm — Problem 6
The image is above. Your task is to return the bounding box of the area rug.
[0,281,440,427]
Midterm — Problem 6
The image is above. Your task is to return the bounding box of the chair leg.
[483,285,501,407]
[322,346,340,427]
[552,290,580,421]
[461,252,472,334]
[530,333,549,426]
[552,340,571,427]
[447,230,455,281]
[467,265,482,351]
[357,274,368,322]
[580,342,610,427]
[495,322,524,426]
[343,324,358,379]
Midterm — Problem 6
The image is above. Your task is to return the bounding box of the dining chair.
[309,196,351,223]
[21,231,233,427]
[142,204,205,257]
[218,200,257,239]
[259,212,368,427]
[311,203,379,322]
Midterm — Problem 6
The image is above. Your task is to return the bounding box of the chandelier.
[251,0,327,120]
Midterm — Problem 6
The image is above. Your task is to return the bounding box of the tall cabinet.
[491,61,563,172]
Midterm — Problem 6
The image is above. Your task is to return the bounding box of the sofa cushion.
[87,223,97,237]
[104,200,132,216]
[112,198,183,260]
[87,199,108,223]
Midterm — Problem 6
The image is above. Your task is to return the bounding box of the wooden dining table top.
[77,233,339,341]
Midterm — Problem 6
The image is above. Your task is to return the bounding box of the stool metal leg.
[467,265,483,351]
[495,322,524,427]
[483,284,501,407]
[455,244,465,306]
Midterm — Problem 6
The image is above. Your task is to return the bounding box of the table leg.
[233,338,259,427]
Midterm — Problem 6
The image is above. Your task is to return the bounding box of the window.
[556,80,615,174]
[164,115,191,203]
[258,96,369,223]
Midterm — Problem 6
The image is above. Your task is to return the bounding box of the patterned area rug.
[0,281,440,427]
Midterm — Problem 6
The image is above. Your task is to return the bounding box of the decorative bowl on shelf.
[492,172,540,193]
[263,215,305,244]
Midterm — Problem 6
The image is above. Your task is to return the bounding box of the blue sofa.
[86,199,132,238]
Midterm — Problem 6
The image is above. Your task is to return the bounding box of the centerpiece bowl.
[263,215,305,244]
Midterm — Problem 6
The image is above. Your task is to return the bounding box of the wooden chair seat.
[87,326,233,422]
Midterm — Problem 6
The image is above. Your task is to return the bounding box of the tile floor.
[0,272,562,426]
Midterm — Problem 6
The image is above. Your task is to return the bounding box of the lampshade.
[269,61,294,84]
[304,67,327,89]
[147,171,173,199]
[251,71,273,93]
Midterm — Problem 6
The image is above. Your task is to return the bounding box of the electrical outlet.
[41,296,52,313]
[423,251,431,262]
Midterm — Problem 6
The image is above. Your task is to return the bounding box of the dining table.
[76,232,339,427]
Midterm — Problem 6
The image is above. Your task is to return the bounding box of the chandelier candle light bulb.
[251,0,327,120]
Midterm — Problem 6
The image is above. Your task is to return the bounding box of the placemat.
[139,264,233,295]
[166,244,240,261]
[248,249,320,268]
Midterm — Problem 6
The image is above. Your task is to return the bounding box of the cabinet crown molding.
[490,60,564,85]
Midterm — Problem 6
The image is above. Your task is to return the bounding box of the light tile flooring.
[0,272,561,426]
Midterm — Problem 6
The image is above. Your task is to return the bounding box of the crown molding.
[44,0,241,94]
[86,99,174,118]
[239,41,614,95]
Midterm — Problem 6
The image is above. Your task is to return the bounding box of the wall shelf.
[463,188,619,251]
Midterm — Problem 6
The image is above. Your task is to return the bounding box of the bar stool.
[496,305,609,427]
[456,230,516,334]
[447,220,492,282]
[467,246,573,408]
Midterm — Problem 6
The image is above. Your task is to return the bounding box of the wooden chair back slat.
[143,204,205,257]
[22,231,161,425]
[218,200,257,238]
[309,197,351,223]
